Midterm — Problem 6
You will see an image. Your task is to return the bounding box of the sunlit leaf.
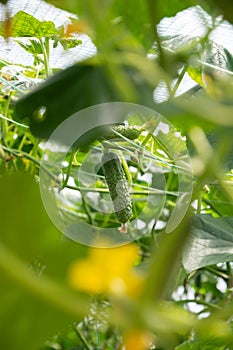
[0,10,58,38]
[187,66,204,86]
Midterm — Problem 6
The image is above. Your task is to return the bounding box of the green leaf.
[45,0,79,13]
[14,60,154,140]
[112,0,154,49]
[0,11,58,38]
[0,278,69,350]
[17,39,43,56]
[202,186,233,217]
[212,0,233,22]
[0,173,88,278]
[47,0,153,49]
[0,173,89,350]
[155,0,195,21]
[0,174,78,260]
[58,38,82,50]
[176,338,228,349]
[202,42,233,75]
[187,66,204,87]
[182,215,233,273]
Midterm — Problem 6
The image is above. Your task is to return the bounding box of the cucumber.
[100,124,142,142]
[102,151,132,224]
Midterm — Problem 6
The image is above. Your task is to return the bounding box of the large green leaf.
[14,60,155,140]
[0,174,89,349]
[182,215,233,273]
[0,11,58,38]
[156,6,233,91]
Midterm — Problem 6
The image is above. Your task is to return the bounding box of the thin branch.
[73,324,92,350]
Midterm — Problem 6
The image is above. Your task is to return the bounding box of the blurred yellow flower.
[64,20,91,37]
[68,243,144,298]
[122,329,154,350]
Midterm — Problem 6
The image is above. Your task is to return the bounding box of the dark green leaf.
[212,0,233,22]
[183,215,233,272]
[14,61,154,141]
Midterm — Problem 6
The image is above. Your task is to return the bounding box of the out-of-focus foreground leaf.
[14,59,156,140]
[0,174,89,350]
[212,0,233,22]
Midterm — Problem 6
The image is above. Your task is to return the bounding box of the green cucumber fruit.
[102,151,132,224]
[100,124,142,142]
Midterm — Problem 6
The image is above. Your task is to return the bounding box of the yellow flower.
[68,243,144,298]
[122,329,154,350]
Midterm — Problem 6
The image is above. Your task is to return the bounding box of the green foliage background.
[0,0,233,349]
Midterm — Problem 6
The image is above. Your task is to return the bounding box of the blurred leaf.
[212,0,233,22]
[47,0,153,49]
[0,276,70,350]
[155,0,195,22]
[0,174,89,350]
[202,186,233,216]
[14,59,154,140]
[0,173,86,273]
[183,215,233,272]
[112,0,153,49]
[157,90,233,131]
[0,174,58,259]
[45,0,80,13]
[0,11,58,38]
[176,337,228,349]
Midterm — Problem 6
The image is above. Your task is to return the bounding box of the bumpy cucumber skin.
[100,125,142,142]
[102,151,132,224]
